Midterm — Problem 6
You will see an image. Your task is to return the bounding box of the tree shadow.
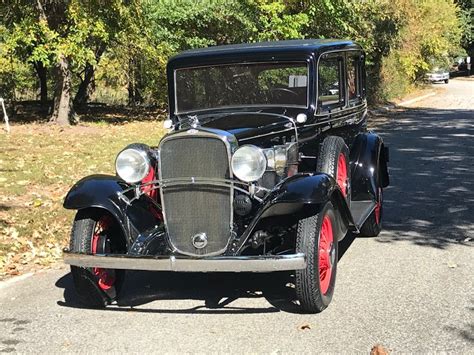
[5,101,165,125]
[444,303,474,343]
[369,107,474,249]
[77,104,165,124]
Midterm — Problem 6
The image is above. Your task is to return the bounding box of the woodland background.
[0,0,472,125]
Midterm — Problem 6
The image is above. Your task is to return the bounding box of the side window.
[347,54,363,104]
[318,56,345,110]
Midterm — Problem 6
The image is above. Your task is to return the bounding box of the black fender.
[63,175,161,248]
[263,173,353,227]
[349,132,389,202]
[235,174,354,251]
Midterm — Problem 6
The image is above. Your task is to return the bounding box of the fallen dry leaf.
[370,344,389,355]
[297,323,311,331]
[33,199,43,207]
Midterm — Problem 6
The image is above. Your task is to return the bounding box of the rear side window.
[318,56,345,110]
[347,54,363,104]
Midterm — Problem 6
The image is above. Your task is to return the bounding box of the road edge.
[369,91,437,114]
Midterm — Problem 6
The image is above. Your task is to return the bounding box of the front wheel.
[69,209,126,308]
[295,202,338,313]
[444,79,449,84]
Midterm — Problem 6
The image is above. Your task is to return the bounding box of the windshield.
[175,62,308,113]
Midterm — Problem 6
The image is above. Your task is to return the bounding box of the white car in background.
[426,68,449,84]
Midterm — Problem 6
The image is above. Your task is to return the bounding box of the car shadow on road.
[55,236,356,315]
[369,107,474,249]
[56,271,296,314]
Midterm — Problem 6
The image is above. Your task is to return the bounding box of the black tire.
[317,136,351,205]
[359,188,383,237]
[444,79,449,84]
[359,148,384,237]
[69,209,126,308]
[295,202,338,313]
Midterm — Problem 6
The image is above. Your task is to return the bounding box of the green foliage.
[249,0,309,41]
[0,25,37,100]
[456,0,473,52]
[145,0,255,49]
[0,0,468,108]
[375,0,463,99]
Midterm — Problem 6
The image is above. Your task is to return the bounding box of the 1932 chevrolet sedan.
[64,39,389,313]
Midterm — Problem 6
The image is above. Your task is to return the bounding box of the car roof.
[169,39,361,64]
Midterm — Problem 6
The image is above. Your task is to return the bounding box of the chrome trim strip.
[63,251,307,272]
[313,102,367,118]
[303,105,367,128]
[157,131,235,257]
[239,128,294,142]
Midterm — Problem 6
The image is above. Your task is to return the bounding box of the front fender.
[261,173,354,227]
[231,173,354,253]
[64,175,160,247]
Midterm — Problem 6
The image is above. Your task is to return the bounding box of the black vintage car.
[64,39,389,313]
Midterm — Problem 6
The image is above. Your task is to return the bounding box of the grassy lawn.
[0,120,166,278]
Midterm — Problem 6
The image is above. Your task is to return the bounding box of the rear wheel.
[69,209,126,308]
[317,136,351,204]
[359,187,383,237]
[359,150,384,237]
[295,202,338,313]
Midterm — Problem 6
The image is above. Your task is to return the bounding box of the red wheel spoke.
[318,215,334,295]
[91,217,116,291]
[375,187,382,225]
[337,153,347,197]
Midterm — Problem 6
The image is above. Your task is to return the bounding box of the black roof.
[169,39,361,64]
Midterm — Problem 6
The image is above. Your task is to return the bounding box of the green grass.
[0,121,166,278]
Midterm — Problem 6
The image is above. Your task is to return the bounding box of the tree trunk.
[74,44,105,107]
[34,61,48,105]
[50,55,76,125]
[128,57,136,106]
[127,55,143,106]
[74,63,95,106]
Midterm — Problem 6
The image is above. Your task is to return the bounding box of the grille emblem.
[192,233,208,249]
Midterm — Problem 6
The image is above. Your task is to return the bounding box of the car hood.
[198,112,296,141]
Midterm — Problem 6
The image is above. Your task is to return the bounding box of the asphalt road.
[1,79,473,354]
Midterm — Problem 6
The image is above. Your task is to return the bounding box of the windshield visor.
[175,62,309,114]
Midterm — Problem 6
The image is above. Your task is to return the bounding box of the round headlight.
[231,145,267,182]
[115,148,151,183]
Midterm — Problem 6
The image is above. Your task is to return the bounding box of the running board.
[350,200,376,230]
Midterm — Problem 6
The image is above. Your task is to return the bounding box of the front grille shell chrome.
[158,130,236,257]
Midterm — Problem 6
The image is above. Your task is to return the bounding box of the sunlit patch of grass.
[0,120,166,278]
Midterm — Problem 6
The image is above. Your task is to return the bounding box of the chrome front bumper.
[63,251,306,273]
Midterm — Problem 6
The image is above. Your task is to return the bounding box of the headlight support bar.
[117,177,269,206]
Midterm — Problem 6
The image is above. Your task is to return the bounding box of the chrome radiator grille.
[159,134,232,256]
